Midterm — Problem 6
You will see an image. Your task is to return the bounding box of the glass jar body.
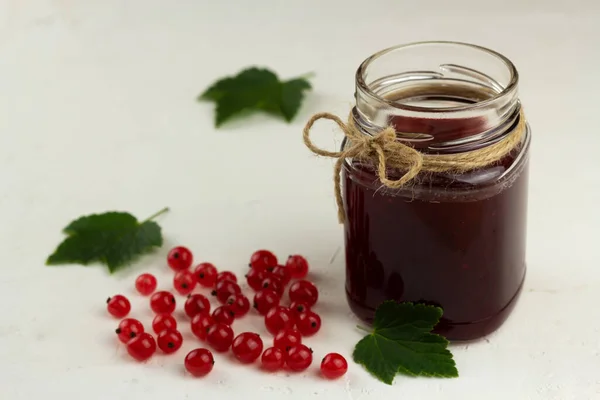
[343,144,529,340]
[343,42,530,340]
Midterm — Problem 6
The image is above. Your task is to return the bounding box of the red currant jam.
[343,110,530,340]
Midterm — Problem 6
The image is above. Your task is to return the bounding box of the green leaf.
[279,78,312,121]
[353,301,458,385]
[200,77,237,101]
[64,212,137,235]
[198,67,312,126]
[46,208,169,273]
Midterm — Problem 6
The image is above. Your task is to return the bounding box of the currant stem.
[144,207,170,222]
[356,325,372,334]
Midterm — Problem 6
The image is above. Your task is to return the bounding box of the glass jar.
[343,41,530,340]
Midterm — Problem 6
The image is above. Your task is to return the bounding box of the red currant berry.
[116,318,144,343]
[253,289,280,315]
[273,328,302,351]
[173,269,197,295]
[246,266,269,291]
[250,249,278,269]
[185,348,214,377]
[261,347,285,371]
[232,332,264,364]
[184,294,211,318]
[289,280,318,307]
[296,311,321,336]
[167,246,193,271]
[261,276,284,296]
[157,329,183,354]
[106,295,130,318]
[227,294,250,318]
[191,313,215,340]
[286,255,309,279]
[212,305,235,325]
[264,306,295,335]
[150,291,176,314]
[286,344,313,371]
[135,273,157,296]
[216,271,237,284]
[206,322,234,352]
[288,301,311,320]
[194,262,218,288]
[211,280,241,304]
[126,332,156,361]
[271,265,292,286]
[152,314,177,334]
[321,353,348,379]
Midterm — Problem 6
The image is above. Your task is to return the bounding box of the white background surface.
[1,0,599,399]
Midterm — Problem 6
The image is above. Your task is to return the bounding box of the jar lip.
[355,41,519,113]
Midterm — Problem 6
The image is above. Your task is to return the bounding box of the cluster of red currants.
[106,247,348,379]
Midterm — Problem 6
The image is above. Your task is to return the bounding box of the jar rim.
[355,41,519,113]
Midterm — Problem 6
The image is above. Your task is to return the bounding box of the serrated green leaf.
[47,208,167,273]
[279,78,312,121]
[63,212,137,235]
[353,335,404,385]
[199,67,312,126]
[101,220,162,273]
[375,301,443,338]
[353,301,458,385]
[46,233,112,266]
[200,77,237,101]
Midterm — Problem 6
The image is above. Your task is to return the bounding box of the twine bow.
[303,111,526,223]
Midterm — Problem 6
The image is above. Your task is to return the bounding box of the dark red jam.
[343,115,529,340]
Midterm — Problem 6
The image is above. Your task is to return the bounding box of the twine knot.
[303,111,526,223]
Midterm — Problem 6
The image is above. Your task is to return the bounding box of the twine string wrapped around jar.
[302,111,526,223]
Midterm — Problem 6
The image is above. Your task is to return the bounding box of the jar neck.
[352,42,521,154]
